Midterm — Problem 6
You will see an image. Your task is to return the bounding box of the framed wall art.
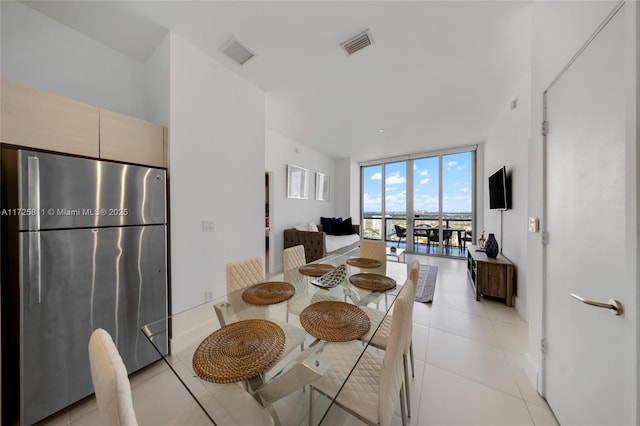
[287,164,309,199]
[315,172,330,201]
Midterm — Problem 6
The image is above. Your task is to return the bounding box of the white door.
[543,4,635,425]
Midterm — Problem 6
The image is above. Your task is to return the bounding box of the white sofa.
[283,223,360,262]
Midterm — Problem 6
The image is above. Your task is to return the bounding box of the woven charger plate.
[299,263,336,277]
[346,257,382,268]
[242,281,295,305]
[349,273,397,292]
[192,319,285,384]
[300,301,371,342]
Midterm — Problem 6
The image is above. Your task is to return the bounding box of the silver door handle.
[27,156,42,304]
[28,231,42,305]
[570,293,623,316]
[27,156,41,231]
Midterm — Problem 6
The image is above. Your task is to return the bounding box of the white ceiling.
[22,1,531,162]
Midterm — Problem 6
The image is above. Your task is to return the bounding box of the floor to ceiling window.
[362,165,383,240]
[384,161,407,245]
[362,149,475,258]
[413,156,440,251]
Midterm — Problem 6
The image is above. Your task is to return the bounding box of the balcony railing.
[362,215,473,258]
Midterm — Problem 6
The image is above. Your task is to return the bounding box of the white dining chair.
[309,278,413,426]
[226,256,266,295]
[358,259,420,417]
[283,245,306,322]
[345,239,389,308]
[283,246,340,322]
[88,328,274,426]
[359,239,387,275]
[407,258,420,377]
[89,329,138,426]
[283,244,306,271]
[225,256,306,362]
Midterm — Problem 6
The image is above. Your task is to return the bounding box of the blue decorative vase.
[485,233,499,258]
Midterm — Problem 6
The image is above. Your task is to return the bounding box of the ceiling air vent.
[341,30,374,56]
[220,38,255,66]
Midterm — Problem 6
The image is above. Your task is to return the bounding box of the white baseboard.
[515,296,527,322]
[523,351,542,397]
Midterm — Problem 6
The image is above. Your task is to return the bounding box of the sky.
[363,151,472,214]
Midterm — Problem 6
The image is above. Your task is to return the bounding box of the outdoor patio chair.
[461,230,473,250]
[394,225,407,247]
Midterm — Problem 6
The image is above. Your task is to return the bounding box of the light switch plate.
[528,217,539,233]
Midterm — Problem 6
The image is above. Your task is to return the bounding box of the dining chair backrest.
[88,329,139,426]
[378,280,412,426]
[408,259,420,300]
[360,239,387,274]
[226,256,265,295]
[406,259,420,353]
[283,245,306,271]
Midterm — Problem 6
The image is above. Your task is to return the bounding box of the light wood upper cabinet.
[1,79,166,167]
[99,109,165,167]
[0,79,100,157]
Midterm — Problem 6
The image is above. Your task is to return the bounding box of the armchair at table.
[394,225,407,247]
[412,226,430,247]
[461,230,473,250]
[426,229,451,250]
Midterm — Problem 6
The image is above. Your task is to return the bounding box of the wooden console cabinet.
[467,245,514,307]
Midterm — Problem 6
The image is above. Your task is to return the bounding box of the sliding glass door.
[361,149,474,258]
[413,156,440,252]
[362,162,408,242]
[362,165,383,240]
[442,152,473,254]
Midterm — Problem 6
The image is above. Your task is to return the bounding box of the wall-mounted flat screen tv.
[489,166,511,210]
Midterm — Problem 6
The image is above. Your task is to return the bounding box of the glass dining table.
[141,248,402,425]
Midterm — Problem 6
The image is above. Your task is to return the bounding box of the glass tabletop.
[141,248,403,425]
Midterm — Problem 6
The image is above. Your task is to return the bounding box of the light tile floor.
[41,254,559,426]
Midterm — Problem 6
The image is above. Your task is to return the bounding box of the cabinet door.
[0,79,99,157]
[479,263,507,299]
[99,109,165,167]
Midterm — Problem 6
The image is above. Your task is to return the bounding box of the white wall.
[0,2,148,120]
[527,0,630,395]
[265,129,338,272]
[169,33,265,311]
[144,34,170,127]
[629,5,639,422]
[482,4,532,324]
[483,75,532,320]
[335,158,361,221]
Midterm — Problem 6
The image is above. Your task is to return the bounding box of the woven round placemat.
[299,263,336,277]
[349,273,397,292]
[300,301,371,342]
[192,319,285,384]
[346,257,382,268]
[241,281,295,305]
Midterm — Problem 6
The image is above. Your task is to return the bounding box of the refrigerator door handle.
[28,231,42,304]
[27,156,42,304]
[27,156,40,231]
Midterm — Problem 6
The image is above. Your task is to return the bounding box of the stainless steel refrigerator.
[0,148,168,425]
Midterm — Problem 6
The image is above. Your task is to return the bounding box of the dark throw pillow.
[320,216,335,235]
[321,216,349,235]
[335,217,354,235]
